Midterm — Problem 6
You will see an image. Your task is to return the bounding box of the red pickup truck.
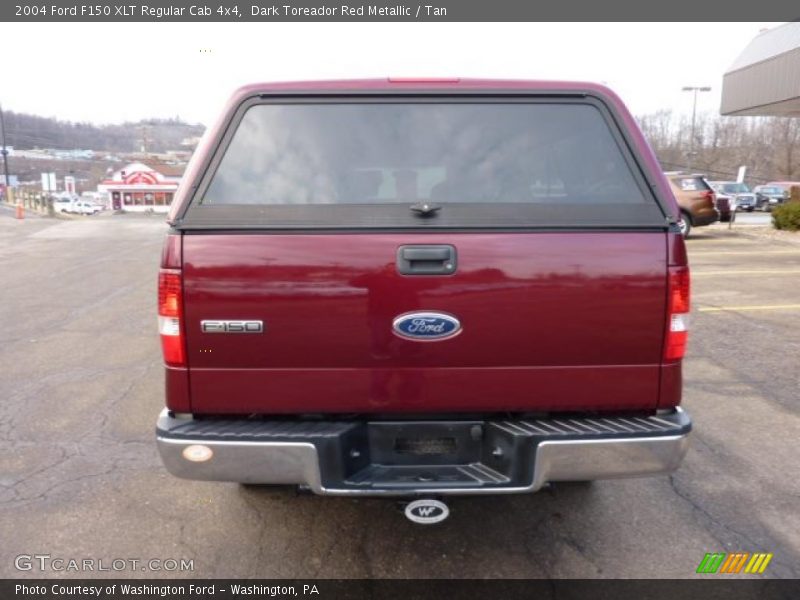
[156,79,691,523]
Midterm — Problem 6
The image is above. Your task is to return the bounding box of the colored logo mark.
[696,552,773,574]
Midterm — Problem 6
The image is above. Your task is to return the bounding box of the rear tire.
[679,212,692,237]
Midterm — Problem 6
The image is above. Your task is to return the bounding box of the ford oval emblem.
[404,499,450,524]
[392,312,461,341]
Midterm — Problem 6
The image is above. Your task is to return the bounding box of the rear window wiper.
[410,202,442,217]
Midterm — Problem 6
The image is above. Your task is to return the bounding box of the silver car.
[708,181,758,212]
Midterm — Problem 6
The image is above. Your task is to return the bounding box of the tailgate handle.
[397,245,457,275]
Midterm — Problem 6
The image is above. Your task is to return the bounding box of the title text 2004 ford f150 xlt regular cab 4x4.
[156,79,691,521]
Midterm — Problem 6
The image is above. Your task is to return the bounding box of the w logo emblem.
[404,499,449,524]
[415,506,438,517]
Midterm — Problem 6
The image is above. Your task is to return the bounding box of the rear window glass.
[721,183,751,194]
[187,101,665,229]
[674,177,711,192]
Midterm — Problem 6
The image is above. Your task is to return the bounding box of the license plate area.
[368,422,482,466]
[394,436,457,456]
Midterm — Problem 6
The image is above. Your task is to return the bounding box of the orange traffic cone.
[15,203,24,219]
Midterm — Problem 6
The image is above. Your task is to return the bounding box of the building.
[97,161,183,213]
[721,22,800,117]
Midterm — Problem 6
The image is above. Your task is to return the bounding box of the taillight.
[701,190,716,208]
[664,266,690,361]
[158,234,185,367]
[159,269,185,366]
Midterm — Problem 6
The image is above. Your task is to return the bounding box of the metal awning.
[721,22,800,116]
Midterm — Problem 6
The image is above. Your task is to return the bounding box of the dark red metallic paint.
[165,366,191,413]
[188,365,660,415]
[162,79,690,416]
[182,232,668,414]
[658,363,682,409]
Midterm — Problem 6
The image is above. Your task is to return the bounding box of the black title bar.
[4,0,800,21]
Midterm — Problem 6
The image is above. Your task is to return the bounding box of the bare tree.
[637,111,800,183]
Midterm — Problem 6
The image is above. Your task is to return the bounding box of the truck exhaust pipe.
[404,498,450,524]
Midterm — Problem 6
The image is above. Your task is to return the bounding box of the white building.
[97,161,183,213]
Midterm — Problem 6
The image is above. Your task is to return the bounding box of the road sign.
[41,172,56,192]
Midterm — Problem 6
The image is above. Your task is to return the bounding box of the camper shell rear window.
[178,96,667,229]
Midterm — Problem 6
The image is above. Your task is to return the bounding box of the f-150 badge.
[201,320,263,333]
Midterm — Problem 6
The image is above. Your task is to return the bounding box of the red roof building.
[98,162,183,213]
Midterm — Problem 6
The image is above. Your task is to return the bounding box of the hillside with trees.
[2,111,204,153]
[3,109,797,186]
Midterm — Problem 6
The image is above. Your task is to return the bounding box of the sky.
[0,22,783,126]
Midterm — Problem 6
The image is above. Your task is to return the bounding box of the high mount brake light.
[387,77,461,84]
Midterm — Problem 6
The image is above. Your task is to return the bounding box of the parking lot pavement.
[1,216,798,579]
[0,202,45,220]
[732,211,772,226]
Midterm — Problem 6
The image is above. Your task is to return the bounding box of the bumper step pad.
[157,409,691,495]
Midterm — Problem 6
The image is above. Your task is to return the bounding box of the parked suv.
[754,185,789,211]
[708,181,758,212]
[155,80,691,519]
[665,173,718,236]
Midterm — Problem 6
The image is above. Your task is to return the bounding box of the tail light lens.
[701,190,716,208]
[159,234,190,412]
[158,266,185,367]
[664,266,690,361]
[158,235,186,367]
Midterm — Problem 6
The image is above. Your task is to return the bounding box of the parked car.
[72,200,102,215]
[767,181,800,202]
[754,185,789,211]
[80,192,107,209]
[665,173,718,236]
[52,197,74,213]
[154,79,692,522]
[715,195,732,222]
[708,181,758,212]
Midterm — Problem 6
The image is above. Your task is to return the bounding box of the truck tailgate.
[182,231,666,414]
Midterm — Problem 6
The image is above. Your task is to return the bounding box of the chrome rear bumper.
[156,408,690,496]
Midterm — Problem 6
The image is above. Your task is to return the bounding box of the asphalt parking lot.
[1,211,799,579]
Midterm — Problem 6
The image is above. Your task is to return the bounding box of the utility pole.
[0,102,11,203]
[138,124,151,155]
[681,86,711,172]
